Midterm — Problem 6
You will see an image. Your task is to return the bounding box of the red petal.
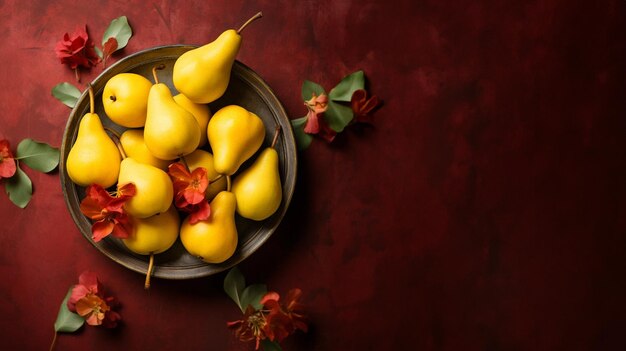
[117,182,136,198]
[303,109,320,134]
[168,162,192,183]
[111,215,133,239]
[92,220,114,242]
[188,201,211,224]
[191,167,209,193]
[102,37,118,62]
[0,157,16,178]
[318,120,337,143]
[0,140,13,158]
[260,291,281,306]
[183,188,206,205]
[78,271,99,291]
[67,284,90,312]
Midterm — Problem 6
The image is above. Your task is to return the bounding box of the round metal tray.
[59,45,297,279]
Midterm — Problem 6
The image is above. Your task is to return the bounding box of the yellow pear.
[66,112,121,188]
[172,12,262,104]
[208,105,265,175]
[231,147,282,220]
[122,205,180,255]
[173,93,211,147]
[118,157,173,218]
[184,149,227,201]
[102,73,152,128]
[119,129,170,170]
[144,78,201,160]
[179,191,238,264]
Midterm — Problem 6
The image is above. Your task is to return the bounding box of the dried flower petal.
[0,139,16,179]
[351,89,380,124]
[79,183,136,242]
[54,26,100,70]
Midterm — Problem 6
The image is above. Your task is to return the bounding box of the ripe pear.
[118,157,173,218]
[179,191,238,264]
[119,129,170,170]
[102,73,152,128]
[184,149,227,201]
[66,113,121,188]
[122,205,180,255]
[208,105,265,175]
[144,82,201,160]
[231,147,282,220]
[172,12,262,104]
[173,93,211,147]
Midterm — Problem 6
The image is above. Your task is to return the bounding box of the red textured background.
[1,1,626,350]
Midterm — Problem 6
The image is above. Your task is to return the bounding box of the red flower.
[67,271,121,328]
[228,289,308,349]
[260,289,308,342]
[168,162,210,223]
[303,93,337,142]
[227,306,268,350]
[350,89,380,124]
[79,183,136,242]
[54,26,100,70]
[0,139,16,179]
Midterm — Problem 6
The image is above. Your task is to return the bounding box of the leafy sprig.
[1,138,59,208]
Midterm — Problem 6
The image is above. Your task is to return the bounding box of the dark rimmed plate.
[59,45,297,279]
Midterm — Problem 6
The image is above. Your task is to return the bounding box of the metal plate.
[59,45,297,279]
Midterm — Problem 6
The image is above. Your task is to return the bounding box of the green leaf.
[324,100,353,132]
[94,46,103,59]
[224,267,246,312]
[5,166,32,208]
[51,82,81,108]
[301,80,326,102]
[16,139,60,173]
[261,339,283,351]
[240,284,267,311]
[102,16,132,50]
[54,287,85,333]
[291,117,313,150]
[329,70,365,102]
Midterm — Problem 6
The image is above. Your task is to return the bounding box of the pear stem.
[210,174,223,183]
[152,64,166,84]
[237,12,263,34]
[271,125,281,149]
[87,83,95,115]
[105,127,127,160]
[145,253,155,289]
[226,175,231,192]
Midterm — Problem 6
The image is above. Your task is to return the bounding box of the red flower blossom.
[168,162,210,223]
[79,183,136,242]
[54,26,101,70]
[350,89,380,124]
[67,271,121,328]
[261,289,308,342]
[227,306,268,350]
[228,289,308,349]
[303,93,337,142]
[0,139,16,179]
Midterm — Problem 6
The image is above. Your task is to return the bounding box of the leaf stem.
[74,68,80,83]
[237,12,263,34]
[152,64,165,84]
[49,330,57,351]
[145,253,155,289]
[271,125,281,149]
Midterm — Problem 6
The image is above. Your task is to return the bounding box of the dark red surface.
[1,1,626,350]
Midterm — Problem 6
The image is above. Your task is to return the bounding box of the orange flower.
[67,271,121,328]
[303,93,336,142]
[79,183,136,242]
[168,162,211,223]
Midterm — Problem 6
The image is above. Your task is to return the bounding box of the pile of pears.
[66,12,283,275]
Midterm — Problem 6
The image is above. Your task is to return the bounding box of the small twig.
[152,64,165,84]
[49,330,57,351]
[237,12,263,34]
[271,125,282,148]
